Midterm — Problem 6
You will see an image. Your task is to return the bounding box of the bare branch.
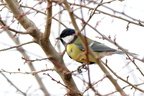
[0,19,30,34]
[80,0,103,31]
[44,73,82,96]
[63,0,126,95]
[2,0,144,95]
[0,72,26,95]
[0,41,34,51]
[68,2,144,27]
[4,24,50,95]
[22,57,49,63]
[0,68,55,75]
[43,1,52,39]
[4,0,35,29]
[102,61,144,93]
[21,4,67,28]
[4,0,41,41]
[126,55,144,77]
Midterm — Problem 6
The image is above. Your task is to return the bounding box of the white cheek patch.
[62,35,74,44]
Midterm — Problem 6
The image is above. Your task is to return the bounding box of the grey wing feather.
[90,41,117,52]
[75,40,116,52]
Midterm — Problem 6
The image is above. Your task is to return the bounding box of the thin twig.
[44,73,82,96]
[21,5,68,28]
[102,61,144,93]
[68,2,144,27]
[0,72,26,95]
[0,68,55,75]
[0,19,30,34]
[126,54,144,77]
[0,41,34,51]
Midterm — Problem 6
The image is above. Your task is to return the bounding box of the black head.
[59,28,75,38]
[56,28,78,46]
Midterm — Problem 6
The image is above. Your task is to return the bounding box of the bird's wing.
[89,41,116,52]
[75,38,116,52]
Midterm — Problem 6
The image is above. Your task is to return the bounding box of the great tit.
[56,28,126,64]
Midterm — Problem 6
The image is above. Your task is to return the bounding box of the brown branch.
[63,0,79,32]
[71,11,144,94]
[68,2,144,27]
[106,82,144,95]
[5,28,50,95]
[5,1,82,96]
[0,19,30,34]
[0,41,34,51]
[22,57,49,63]
[1,9,50,95]
[102,61,144,93]
[75,13,137,58]
[43,1,52,39]
[0,68,55,75]
[63,0,126,95]
[6,27,30,34]
[80,0,103,31]
[0,72,26,95]
[21,5,67,28]
[4,0,41,42]
[44,73,81,96]
[97,60,127,95]
[126,55,144,77]
[82,76,106,95]
[4,0,31,29]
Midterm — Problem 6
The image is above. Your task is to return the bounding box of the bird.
[56,28,131,64]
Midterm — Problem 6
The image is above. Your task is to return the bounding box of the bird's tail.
[113,50,137,56]
[99,50,137,58]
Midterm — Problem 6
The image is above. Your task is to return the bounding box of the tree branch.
[4,0,41,42]
[5,28,50,95]
[43,1,52,39]
[5,1,81,95]
[102,60,144,93]
[0,41,34,51]
[0,72,26,95]
[63,0,126,95]
[68,2,144,27]
[0,68,55,74]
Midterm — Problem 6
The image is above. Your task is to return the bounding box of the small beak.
[56,37,60,40]
[55,37,60,46]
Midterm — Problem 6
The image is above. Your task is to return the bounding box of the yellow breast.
[66,44,96,63]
